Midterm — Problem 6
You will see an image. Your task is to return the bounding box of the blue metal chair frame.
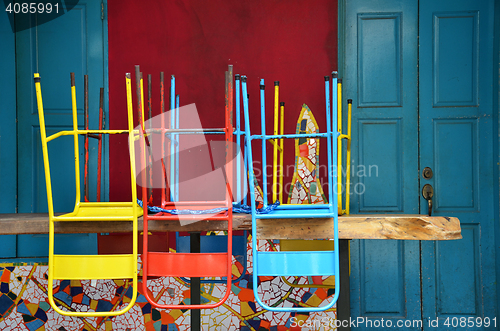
[241,74,340,312]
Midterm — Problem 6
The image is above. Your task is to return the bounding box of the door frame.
[493,0,500,320]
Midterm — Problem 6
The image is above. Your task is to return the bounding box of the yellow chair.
[34,72,142,317]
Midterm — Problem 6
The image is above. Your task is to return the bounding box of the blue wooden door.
[344,0,497,329]
[344,0,421,329]
[12,0,105,258]
[419,0,496,328]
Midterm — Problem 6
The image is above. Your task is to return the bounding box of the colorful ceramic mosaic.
[288,104,327,205]
[253,176,264,209]
[0,238,337,330]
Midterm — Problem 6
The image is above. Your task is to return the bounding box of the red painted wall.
[107,0,338,203]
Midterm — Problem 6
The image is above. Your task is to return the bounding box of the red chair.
[135,65,235,309]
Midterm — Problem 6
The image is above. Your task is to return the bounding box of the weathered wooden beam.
[256,215,461,240]
[0,213,461,240]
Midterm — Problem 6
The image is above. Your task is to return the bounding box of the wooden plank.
[256,215,461,240]
[0,213,461,240]
[337,214,462,240]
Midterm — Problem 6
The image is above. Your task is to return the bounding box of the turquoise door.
[419,0,496,328]
[344,0,421,329]
[344,0,497,329]
[3,0,106,258]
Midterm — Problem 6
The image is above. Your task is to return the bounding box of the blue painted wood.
[0,12,17,258]
[494,0,500,321]
[419,0,497,328]
[345,0,421,329]
[359,240,405,316]
[14,1,104,258]
[357,13,402,108]
[358,119,403,211]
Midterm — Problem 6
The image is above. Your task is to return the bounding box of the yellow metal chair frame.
[34,73,142,317]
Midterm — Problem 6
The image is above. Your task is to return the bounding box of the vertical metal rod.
[325,75,334,216]
[175,94,180,201]
[272,81,279,203]
[225,66,234,303]
[97,87,104,202]
[242,76,261,314]
[243,92,249,206]
[84,75,89,202]
[235,74,241,203]
[160,72,169,207]
[190,232,201,330]
[260,79,268,206]
[227,65,234,206]
[135,66,143,125]
[140,72,146,128]
[279,101,285,203]
[346,99,352,215]
[332,76,341,314]
[134,66,146,208]
[224,70,229,204]
[337,77,343,214]
[148,74,152,121]
[70,72,81,209]
[147,74,153,204]
[170,75,175,201]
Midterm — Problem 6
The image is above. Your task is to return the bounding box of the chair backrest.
[35,73,81,218]
[35,72,139,216]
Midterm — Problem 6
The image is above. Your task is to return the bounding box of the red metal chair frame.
[138,65,234,309]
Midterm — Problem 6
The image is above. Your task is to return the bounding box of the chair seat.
[54,202,143,221]
[146,252,228,277]
[148,213,228,221]
[256,251,336,276]
[53,254,136,280]
[256,207,335,219]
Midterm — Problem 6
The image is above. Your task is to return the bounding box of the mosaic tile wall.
[0,239,337,331]
[288,104,327,205]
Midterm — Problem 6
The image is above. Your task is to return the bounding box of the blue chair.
[240,74,340,312]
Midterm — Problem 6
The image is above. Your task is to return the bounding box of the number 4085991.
[444,317,497,328]
[5,2,59,14]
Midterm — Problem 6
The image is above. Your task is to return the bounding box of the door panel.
[434,224,481,315]
[359,240,406,316]
[419,0,496,328]
[14,1,103,258]
[357,12,403,108]
[345,0,421,329]
[433,119,478,211]
[0,11,17,258]
[358,119,403,211]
